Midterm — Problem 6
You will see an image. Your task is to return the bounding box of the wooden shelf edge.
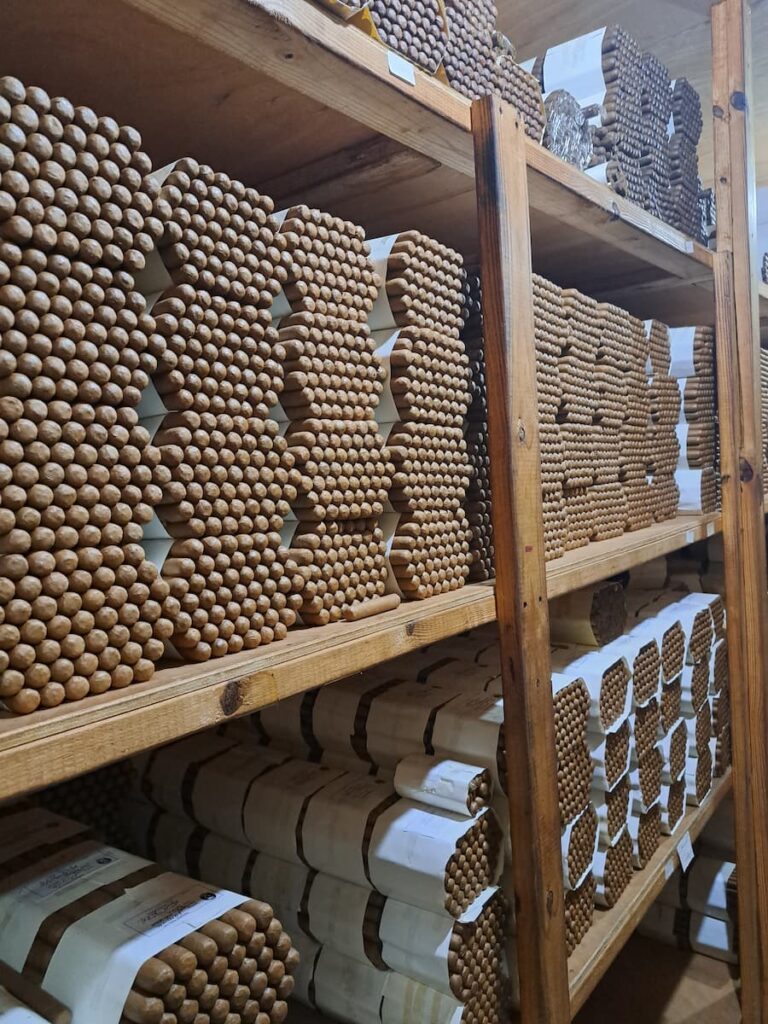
[0,513,719,799]
[568,771,733,1016]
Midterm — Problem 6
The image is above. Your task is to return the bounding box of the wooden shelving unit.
[1,0,765,1021]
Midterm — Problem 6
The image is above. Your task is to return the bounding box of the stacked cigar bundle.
[491,32,546,142]
[645,320,682,522]
[276,207,395,623]
[667,326,718,513]
[534,26,645,206]
[146,160,309,657]
[0,75,182,713]
[668,79,704,240]
[618,312,656,531]
[371,230,473,600]
[126,733,508,1024]
[551,630,635,911]
[624,586,723,814]
[0,806,300,1024]
[593,302,633,538]
[367,0,447,74]
[639,52,673,222]
[441,0,497,101]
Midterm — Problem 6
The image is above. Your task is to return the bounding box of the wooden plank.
[0,512,718,801]
[711,3,768,1022]
[568,772,733,1015]
[472,95,570,1024]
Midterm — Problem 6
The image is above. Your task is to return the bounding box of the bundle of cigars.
[0,806,300,1024]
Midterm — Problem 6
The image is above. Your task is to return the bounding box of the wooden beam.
[711,2,768,1021]
[471,95,570,1023]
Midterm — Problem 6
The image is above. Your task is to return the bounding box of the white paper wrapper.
[658,782,685,835]
[242,758,346,862]
[302,772,396,887]
[258,692,311,756]
[367,235,401,333]
[394,755,490,817]
[592,825,630,908]
[542,27,607,122]
[659,719,688,785]
[550,643,631,732]
[135,734,238,816]
[367,683,461,769]
[312,946,386,1024]
[431,693,505,790]
[668,327,698,379]
[381,970,464,1024]
[378,886,498,999]
[369,803,499,915]
[416,657,500,693]
[290,933,321,1006]
[0,990,47,1024]
[640,904,737,964]
[685,741,715,807]
[312,675,401,765]
[593,777,629,844]
[307,871,375,968]
[676,468,709,512]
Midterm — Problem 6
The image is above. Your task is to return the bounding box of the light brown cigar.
[123,990,165,1024]
[200,920,238,954]
[179,934,216,968]
[342,593,401,621]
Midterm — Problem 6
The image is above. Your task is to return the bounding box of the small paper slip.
[388,52,416,85]
[677,831,695,872]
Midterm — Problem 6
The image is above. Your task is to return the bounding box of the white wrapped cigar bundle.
[680,659,711,716]
[0,807,299,1024]
[548,581,627,647]
[639,903,737,965]
[394,755,493,816]
[658,855,736,922]
[659,718,688,785]
[560,805,598,891]
[627,802,661,869]
[609,630,661,707]
[624,592,686,682]
[592,775,630,845]
[658,778,686,835]
[592,827,633,908]
[137,740,502,917]
[686,740,715,807]
[550,643,632,733]
[0,991,49,1024]
[588,718,631,790]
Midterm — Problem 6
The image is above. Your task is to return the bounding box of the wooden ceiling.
[497,0,768,187]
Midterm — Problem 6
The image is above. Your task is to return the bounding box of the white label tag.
[678,831,695,872]
[664,858,676,880]
[24,850,120,902]
[388,52,416,85]
[686,531,695,545]
[707,522,716,537]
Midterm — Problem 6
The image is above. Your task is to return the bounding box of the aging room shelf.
[3,0,713,323]
[568,771,734,1015]
[0,512,719,802]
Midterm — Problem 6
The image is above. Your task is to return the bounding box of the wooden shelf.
[0,512,719,802]
[2,0,713,323]
[568,771,733,1015]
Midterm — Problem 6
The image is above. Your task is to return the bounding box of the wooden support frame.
[712,1,768,1020]
[472,95,570,1024]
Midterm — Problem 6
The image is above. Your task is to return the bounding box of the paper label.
[677,422,690,470]
[394,754,485,816]
[677,469,707,512]
[677,831,695,872]
[388,51,416,85]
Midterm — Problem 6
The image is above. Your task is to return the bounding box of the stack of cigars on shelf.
[0,72,721,718]
[312,0,546,141]
[309,1,709,242]
[34,556,730,1023]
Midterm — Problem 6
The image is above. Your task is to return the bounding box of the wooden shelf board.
[0,512,719,801]
[2,0,712,317]
[568,771,733,1016]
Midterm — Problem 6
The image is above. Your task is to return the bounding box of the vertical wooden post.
[471,96,571,1024]
[711,2,768,1020]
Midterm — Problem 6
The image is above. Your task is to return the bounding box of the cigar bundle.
[667,79,704,240]
[367,0,447,75]
[0,76,185,711]
[144,158,306,657]
[0,806,299,1024]
[549,581,627,648]
[441,0,497,102]
[565,874,597,956]
[593,826,634,908]
[136,739,503,918]
[542,90,594,170]
[628,801,661,870]
[491,33,547,142]
[639,52,673,222]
